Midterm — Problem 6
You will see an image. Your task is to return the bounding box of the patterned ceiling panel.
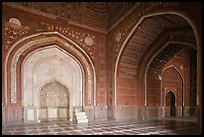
[81,2,109,30]
[13,2,79,20]
[147,44,186,79]
[118,14,190,79]
[6,2,136,31]
[107,2,136,28]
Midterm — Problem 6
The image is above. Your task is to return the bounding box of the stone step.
[75,113,87,119]
[75,111,88,123]
[76,115,87,120]
[77,118,88,123]
[75,112,86,116]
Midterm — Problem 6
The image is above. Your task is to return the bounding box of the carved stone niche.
[23,47,83,123]
[39,81,69,121]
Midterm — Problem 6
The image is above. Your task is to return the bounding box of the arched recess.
[39,81,69,121]
[22,46,83,122]
[4,32,96,122]
[114,11,199,108]
[161,65,183,117]
[113,10,200,123]
[165,90,176,117]
[144,42,191,119]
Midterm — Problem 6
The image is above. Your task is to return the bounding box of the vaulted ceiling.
[118,14,195,79]
[4,2,137,31]
[2,2,197,80]
[147,43,186,79]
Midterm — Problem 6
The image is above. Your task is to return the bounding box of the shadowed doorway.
[166,91,176,117]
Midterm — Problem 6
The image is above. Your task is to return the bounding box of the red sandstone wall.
[165,50,194,116]
[162,50,192,117]
[145,50,192,119]
[147,79,161,106]
[96,34,108,106]
[114,78,143,121]
[117,78,138,105]
[162,66,183,116]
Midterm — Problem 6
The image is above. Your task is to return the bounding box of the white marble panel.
[48,108,57,118]
[37,74,51,83]
[59,108,67,118]
[50,59,59,65]
[39,109,47,119]
[23,47,83,121]
[36,63,49,74]
[27,108,34,121]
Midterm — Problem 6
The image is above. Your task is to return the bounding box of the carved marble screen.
[39,81,69,121]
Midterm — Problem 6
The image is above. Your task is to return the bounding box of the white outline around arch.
[164,90,177,107]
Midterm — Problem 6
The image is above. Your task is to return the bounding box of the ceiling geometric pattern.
[5,2,136,31]
[118,14,191,79]
[147,43,186,79]
[3,2,195,80]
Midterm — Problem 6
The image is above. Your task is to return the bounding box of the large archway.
[4,32,96,123]
[113,11,199,121]
[114,11,199,107]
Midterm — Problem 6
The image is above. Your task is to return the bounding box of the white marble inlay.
[59,108,67,118]
[85,36,94,46]
[39,109,47,119]
[27,108,34,121]
[48,108,57,118]
[115,32,122,42]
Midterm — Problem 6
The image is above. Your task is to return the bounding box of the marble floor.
[2,117,201,135]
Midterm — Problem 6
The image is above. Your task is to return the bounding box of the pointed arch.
[4,32,96,106]
[114,10,199,107]
[165,90,176,117]
[161,65,184,107]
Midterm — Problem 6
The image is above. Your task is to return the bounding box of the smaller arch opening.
[165,91,176,117]
[39,81,69,122]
